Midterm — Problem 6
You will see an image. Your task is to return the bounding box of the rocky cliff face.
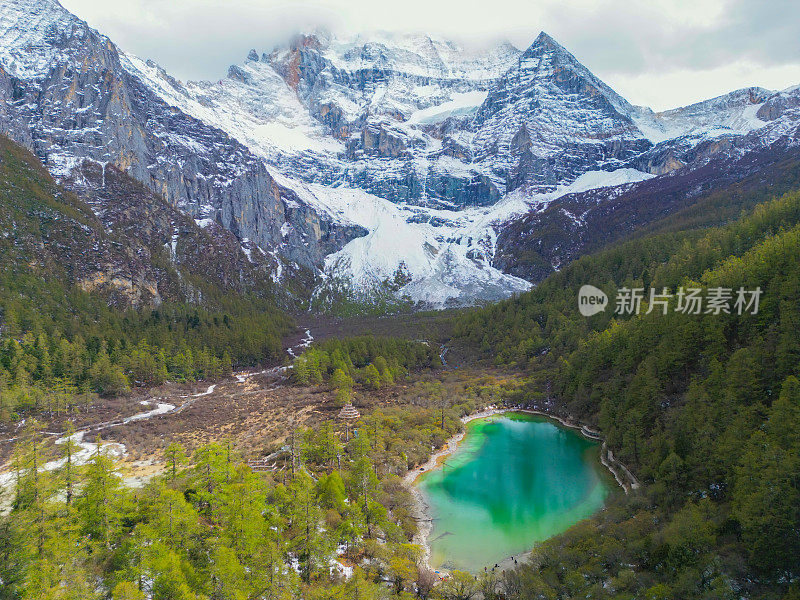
[2,0,800,308]
[259,32,523,208]
[0,0,363,279]
[471,32,652,193]
[0,133,302,309]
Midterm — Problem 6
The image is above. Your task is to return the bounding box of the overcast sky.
[59,0,800,111]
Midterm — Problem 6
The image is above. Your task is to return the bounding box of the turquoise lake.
[417,412,610,572]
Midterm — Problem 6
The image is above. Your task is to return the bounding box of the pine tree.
[287,470,327,583]
[363,364,381,390]
[164,442,187,483]
[76,440,124,550]
[374,356,393,385]
[293,355,310,385]
[58,423,82,507]
[90,351,129,397]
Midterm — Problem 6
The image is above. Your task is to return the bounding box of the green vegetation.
[310,266,416,318]
[0,135,292,422]
[0,404,479,600]
[292,336,441,402]
[455,190,800,598]
[0,299,291,419]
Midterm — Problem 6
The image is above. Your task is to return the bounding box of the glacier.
[2,0,800,309]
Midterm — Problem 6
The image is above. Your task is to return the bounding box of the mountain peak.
[532,31,559,47]
[506,29,635,118]
[0,0,97,78]
[288,31,327,52]
[521,30,576,63]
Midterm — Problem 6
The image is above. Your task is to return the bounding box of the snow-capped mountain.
[0,0,365,281]
[470,32,651,193]
[2,0,800,309]
[125,30,522,207]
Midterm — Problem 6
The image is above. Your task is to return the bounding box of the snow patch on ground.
[0,431,126,498]
[287,329,314,358]
[192,384,217,397]
[120,402,175,424]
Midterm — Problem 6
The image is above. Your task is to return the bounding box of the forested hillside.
[0,406,468,600]
[0,135,292,422]
[455,190,800,598]
[494,149,800,283]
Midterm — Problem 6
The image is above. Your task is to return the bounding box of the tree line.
[0,402,498,600]
[292,336,441,404]
[0,276,292,422]
[454,189,800,598]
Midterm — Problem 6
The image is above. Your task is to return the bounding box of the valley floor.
[0,316,497,496]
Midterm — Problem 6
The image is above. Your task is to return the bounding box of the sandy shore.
[403,406,505,572]
[402,406,503,487]
[404,406,640,575]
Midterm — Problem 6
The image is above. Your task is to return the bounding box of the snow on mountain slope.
[121,53,342,171]
[632,87,772,144]
[273,31,520,118]
[0,0,91,78]
[320,32,519,81]
[121,33,519,198]
[471,32,651,194]
[272,167,653,306]
[407,91,489,125]
[261,32,523,205]
[4,0,800,309]
[275,177,533,306]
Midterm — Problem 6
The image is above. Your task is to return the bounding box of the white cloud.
[58,0,800,111]
[609,62,800,112]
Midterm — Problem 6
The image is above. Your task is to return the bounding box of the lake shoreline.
[404,405,639,576]
[403,406,502,574]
